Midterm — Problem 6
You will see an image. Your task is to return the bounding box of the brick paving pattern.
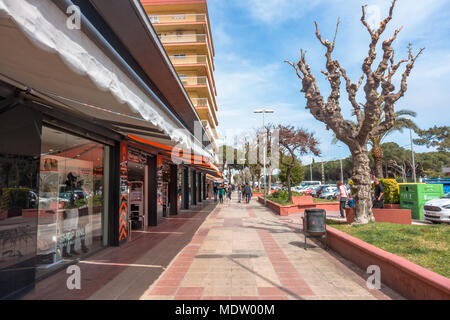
[22,197,403,300]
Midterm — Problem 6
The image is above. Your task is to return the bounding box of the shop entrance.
[128,162,148,230]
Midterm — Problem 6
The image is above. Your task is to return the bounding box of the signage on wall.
[128,149,147,165]
[119,141,128,245]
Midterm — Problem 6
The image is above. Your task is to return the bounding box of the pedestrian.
[244,183,251,204]
[213,183,218,202]
[218,184,225,204]
[337,181,349,218]
[227,185,232,201]
[373,178,384,208]
[237,184,242,203]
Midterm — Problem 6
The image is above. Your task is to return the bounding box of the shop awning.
[128,134,222,177]
[0,0,213,160]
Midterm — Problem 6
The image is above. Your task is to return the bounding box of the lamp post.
[336,144,344,182]
[410,129,417,183]
[254,108,274,205]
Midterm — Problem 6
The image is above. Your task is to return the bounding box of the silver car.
[423,193,450,224]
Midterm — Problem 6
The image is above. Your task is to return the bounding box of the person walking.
[373,178,384,208]
[244,183,251,204]
[227,185,232,201]
[237,184,242,203]
[213,183,218,202]
[337,181,349,218]
[218,184,225,204]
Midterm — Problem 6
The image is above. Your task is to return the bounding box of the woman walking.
[237,185,242,203]
[337,181,349,218]
[218,184,225,204]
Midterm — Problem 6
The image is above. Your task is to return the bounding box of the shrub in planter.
[371,179,399,204]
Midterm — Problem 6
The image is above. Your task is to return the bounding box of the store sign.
[119,141,128,244]
[128,149,147,165]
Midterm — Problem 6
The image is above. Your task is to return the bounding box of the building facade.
[0,0,220,299]
[141,0,220,153]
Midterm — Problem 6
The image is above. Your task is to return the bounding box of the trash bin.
[303,209,327,250]
[399,183,444,220]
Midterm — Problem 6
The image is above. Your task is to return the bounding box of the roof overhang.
[0,0,214,160]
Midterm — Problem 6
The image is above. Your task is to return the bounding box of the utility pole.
[321,161,325,184]
[254,109,274,205]
[310,157,313,181]
[410,129,417,183]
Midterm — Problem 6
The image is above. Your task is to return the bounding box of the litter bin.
[399,183,444,220]
[303,209,327,250]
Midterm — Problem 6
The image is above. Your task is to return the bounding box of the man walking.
[373,178,384,209]
[244,183,251,204]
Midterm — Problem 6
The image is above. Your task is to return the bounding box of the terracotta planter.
[345,207,411,225]
[323,226,450,299]
[384,204,401,209]
[292,196,313,205]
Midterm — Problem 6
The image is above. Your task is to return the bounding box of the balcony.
[170,54,208,65]
[180,76,208,86]
[191,98,218,127]
[149,13,207,24]
[158,33,206,44]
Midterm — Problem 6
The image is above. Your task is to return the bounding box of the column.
[183,167,189,209]
[169,164,178,215]
[198,172,202,203]
[192,170,197,205]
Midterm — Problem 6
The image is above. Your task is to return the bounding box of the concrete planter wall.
[324,226,450,300]
[345,207,412,225]
[257,197,299,216]
[292,196,313,205]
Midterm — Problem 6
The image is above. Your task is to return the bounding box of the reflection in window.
[36,127,107,274]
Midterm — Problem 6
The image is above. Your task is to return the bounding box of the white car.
[423,193,450,224]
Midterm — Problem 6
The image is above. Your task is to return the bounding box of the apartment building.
[141,0,219,152]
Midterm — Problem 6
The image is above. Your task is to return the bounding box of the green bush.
[267,190,302,205]
[379,179,400,204]
[1,187,30,209]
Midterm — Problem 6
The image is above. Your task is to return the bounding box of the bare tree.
[278,125,320,202]
[286,0,423,223]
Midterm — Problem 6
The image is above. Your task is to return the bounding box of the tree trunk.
[351,147,374,224]
[286,167,292,202]
[371,144,384,179]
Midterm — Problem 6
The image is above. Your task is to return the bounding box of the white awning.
[0,0,213,160]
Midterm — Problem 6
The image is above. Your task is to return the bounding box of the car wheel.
[431,221,442,224]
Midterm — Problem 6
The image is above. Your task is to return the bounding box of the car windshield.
[442,193,450,199]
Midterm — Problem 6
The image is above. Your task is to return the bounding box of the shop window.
[36,126,108,275]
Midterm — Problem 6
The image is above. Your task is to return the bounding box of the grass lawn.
[313,198,336,203]
[327,220,450,278]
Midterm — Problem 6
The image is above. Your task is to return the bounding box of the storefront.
[0,98,121,298]
[0,0,220,299]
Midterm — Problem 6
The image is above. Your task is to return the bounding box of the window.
[173,54,186,60]
[149,15,159,23]
[36,126,108,275]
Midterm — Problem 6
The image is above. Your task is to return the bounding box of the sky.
[207,0,450,164]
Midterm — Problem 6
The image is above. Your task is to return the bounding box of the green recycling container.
[399,183,444,220]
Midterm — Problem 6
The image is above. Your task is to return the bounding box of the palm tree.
[333,108,419,179]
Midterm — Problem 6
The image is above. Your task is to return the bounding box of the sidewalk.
[22,197,403,300]
[142,197,404,300]
[22,200,217,300]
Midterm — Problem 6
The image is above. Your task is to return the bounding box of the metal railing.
[191,97,209,107]
[158,33,207,44]
[179,76,208,86]
[149,13,207,24]
[170,55,208,65]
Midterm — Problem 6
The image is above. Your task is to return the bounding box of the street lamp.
[254,108,275,205]
[336,144,344,182]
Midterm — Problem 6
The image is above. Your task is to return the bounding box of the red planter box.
[292,196,313,205]
[324,226,450,300]
[345,207,412,225]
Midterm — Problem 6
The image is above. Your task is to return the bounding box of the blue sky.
[207,0,450,164]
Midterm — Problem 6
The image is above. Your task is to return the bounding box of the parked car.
[423,193,450,224]
[319,187,339,200]
[310,185,324,197]
[313,185,333,198]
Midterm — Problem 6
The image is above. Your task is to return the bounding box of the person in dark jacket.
[244,183,251,204]
[373,178,384,208]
